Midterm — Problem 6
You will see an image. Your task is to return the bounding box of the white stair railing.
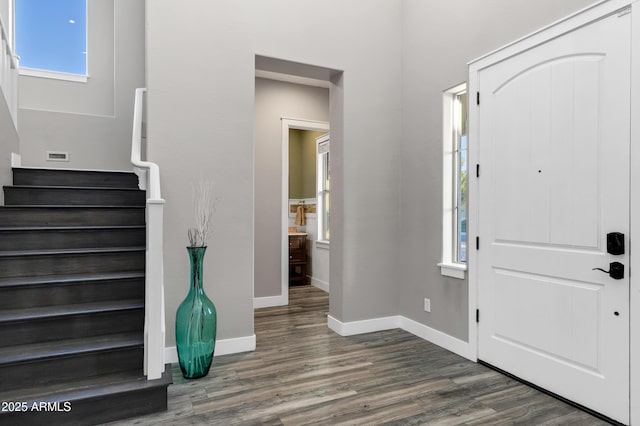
[131,88,166,380]
[0,12,18,127]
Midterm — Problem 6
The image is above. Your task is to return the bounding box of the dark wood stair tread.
[0,332,143,365]
[6,185,143,191]
[0,205,145,209]
[0,366,172,404]
[0,225,144,231]
[0,299,143,323]
[0,271,145,288]
[0,246,145,257]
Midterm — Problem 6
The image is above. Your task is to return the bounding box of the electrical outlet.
[424,298,431,312]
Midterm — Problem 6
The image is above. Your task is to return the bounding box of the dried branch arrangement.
[187,179,218,247]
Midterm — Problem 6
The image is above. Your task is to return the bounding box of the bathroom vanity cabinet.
[288,233,307,285]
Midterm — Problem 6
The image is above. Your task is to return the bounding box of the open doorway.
[253,67,333,309]
[281,121,330,302]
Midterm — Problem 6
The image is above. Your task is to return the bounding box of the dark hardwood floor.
[106,285,607,425]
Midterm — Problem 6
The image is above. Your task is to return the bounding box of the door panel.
[478,12,630,423]
[493,56,602,248]
[493,269,600,370]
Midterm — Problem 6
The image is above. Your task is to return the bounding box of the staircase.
[0,168,171,425]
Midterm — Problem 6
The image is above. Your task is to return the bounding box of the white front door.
[476,11,631,423]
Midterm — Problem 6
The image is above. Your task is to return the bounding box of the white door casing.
[280,119,329,306]
[472,8,630,424]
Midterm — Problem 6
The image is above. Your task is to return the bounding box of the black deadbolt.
[607,232,625,255]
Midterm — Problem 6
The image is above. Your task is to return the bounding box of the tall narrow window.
[453,91,467,263]
[317,134,330,242]
[15,0,87,80]
[439,84,467,279]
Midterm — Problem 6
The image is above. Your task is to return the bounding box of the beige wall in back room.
[289,129,323,200]
[301,130,323,198]
[289,130,303,199]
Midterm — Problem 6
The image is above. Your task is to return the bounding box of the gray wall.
[0,95,18,206]
[0,0,16,205]
[0,0,10,40]
[17,0,145,170]
[255,78,329,298]
[147,0,402,346]
[399,0,596,340]
[146,0,598,349]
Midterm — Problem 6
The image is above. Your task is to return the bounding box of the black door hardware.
[593,262,624,280]
[607,232,625,255]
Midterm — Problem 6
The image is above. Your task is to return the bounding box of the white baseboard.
[399,316,475,361]
[254,294,287,309]
[164,347,178,364]
[164,334,256,364]
[327,314,475,361]
[11,153,21,167]
[310,277,329,293]
[328,314,400,336]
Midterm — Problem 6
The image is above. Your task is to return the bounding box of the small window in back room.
[317,134,330,242]
[15,0,87,78]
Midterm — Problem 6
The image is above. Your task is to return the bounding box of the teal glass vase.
[176,246,217,379]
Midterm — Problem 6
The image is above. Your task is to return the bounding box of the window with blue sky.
[439,83,467,279]
[454,91,467,263]
[15,0,87,75]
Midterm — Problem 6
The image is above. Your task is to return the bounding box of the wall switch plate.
[424,298,431,312]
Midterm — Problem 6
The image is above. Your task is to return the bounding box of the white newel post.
[144,198,166,380]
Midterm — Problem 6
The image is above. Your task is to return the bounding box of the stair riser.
[4,187,146,206]
[0,252,145,278]
[0,208,145,227]
[0,278,144,309]
[0,310,144,346]
[13,169,140,189]
[0,229,146,250]
[0,347,143,392]
[0,170,165,422]
[0,382,169,426]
